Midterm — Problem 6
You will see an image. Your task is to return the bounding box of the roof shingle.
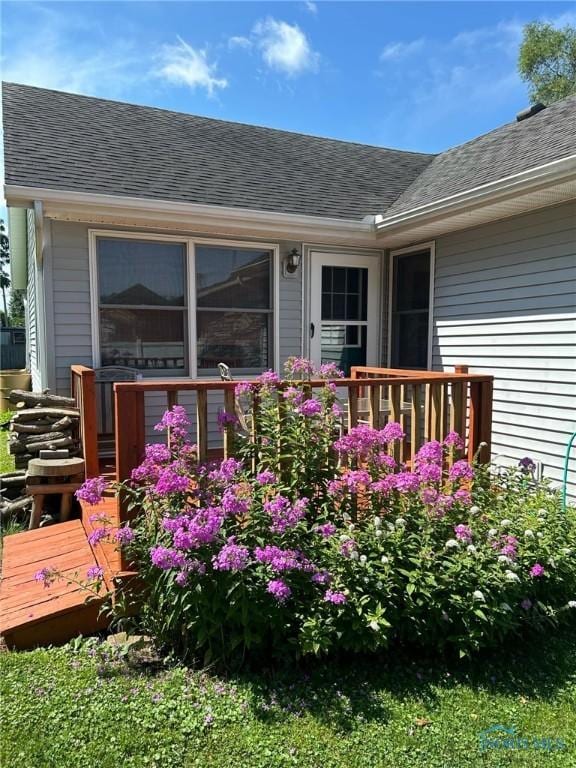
[1,82,433,221]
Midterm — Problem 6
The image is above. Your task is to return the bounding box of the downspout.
[33,200,50,390]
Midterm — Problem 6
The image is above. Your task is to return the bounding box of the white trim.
[7,185,375,245]
[375,155,576,233]
[388,241,435,370]
[87,229,281,377]
[308,248,382,370]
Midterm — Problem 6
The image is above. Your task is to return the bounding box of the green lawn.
[0,409,14,474]
[1,626,575,768]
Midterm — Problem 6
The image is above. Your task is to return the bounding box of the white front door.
[309,251,380,376]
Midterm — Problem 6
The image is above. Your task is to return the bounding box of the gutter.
[374,154,576,233]
[4,186,377,244]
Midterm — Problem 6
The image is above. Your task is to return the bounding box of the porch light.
[283,248,301,276]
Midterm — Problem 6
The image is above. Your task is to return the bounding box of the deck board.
[0,520,110,648]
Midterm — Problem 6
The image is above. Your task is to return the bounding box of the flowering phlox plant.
[43,358,576,664]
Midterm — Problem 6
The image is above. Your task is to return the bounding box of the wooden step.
[0,520,109,649]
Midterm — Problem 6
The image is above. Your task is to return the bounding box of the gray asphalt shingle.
[385,94,576,217]
[1,83,433,221]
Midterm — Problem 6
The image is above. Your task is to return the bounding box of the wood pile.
[6,390,80,469]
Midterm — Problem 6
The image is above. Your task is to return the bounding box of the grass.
[0,408,15,474]
[1,626,575,768]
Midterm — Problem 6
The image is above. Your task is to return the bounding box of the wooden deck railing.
[109,366,492,485]
[70,365,99,478]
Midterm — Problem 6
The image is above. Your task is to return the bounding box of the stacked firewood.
[1,390,81,523]
[7,390,81,469]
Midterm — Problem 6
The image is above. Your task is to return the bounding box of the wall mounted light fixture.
[283,247,301,277]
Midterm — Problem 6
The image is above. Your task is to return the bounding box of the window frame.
[89,230,280,378]
[387,242,435,370]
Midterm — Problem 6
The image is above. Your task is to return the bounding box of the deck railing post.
[71,365,99,479]
[468,380,493,464]
[114,385,145,487]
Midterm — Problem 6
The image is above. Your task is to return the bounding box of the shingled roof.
[385,93,576,217]
[1,83,433,221]
[3,83,575,222]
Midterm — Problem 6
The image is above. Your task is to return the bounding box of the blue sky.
[2,1,575,157]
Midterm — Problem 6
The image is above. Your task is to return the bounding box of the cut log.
[8,390,76,409]
[10,416,74,434]
[11,407,79,422]
[0,472,26,490]
[10,431,71,447]
[0,495,33,517]
[27,457,85,477]
[9,436,77,455]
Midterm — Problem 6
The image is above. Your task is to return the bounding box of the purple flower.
[154,405,190,441]
[282,386,305,404]
[150,546,187,570]
[315,522,336,538]
[265,495,308,533]
[34,566,58,587]
[421,487,439,505]
[521,598,532,611]
[88,527,110,546]
[254,545,311,572]
[417,463,442,484]
[256,470,277,485]
[169,507,224,549]
[75,476,108,506]
[209,458,243,484]
[234,381,253,397]
[317,362,344,379]
[454,524,472,543]
[530,563,545,578]
[392,472,421,493]
[86,566,104,581]
[217,410,239,431]
[454,488,472,505]
[341,469,371,493]
[340,539,357,558]
[324,589,347,605]
[285,356,315,377]
[154,466,189,496]
[267,579,292,602]
[333,425,385,458]
[448,460,474,482]
[415,440,443,464]
[258,370,281,387]
[212,538,250,572]
[221,486,250,517]
[297,398,323,417]
[311,570,331,584]
[114,526,135,545]
[381,422,405,442]
[144,443,171,463]
[519,456,536,472]
[443,431,464,450]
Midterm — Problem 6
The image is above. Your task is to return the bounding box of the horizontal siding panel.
[434,201,575,490]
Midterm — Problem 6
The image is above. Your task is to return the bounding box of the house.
[2,82,575,489]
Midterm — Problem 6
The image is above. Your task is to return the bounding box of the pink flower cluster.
[75,476,108,506]
[264,495,308,533]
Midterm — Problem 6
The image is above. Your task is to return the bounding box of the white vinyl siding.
[433,201,576,489]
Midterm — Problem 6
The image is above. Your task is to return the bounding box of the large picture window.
[93,235,275,377]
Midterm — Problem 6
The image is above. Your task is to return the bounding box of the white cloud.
[155,37,228,95]
[229,35,252,50]
[304,1,318,14]
[380,39,424,61]
[253,18,319,75]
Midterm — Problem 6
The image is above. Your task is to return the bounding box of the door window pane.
[320,325,367,376]
[394,251,430,311]
[321,266,367,321]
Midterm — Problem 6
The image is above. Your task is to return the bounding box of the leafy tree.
[9,289,25,327]
[518,22,576,104]
[0,220,9,326]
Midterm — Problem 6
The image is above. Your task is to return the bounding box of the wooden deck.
[0,492,121,650]
[1,364,494,649]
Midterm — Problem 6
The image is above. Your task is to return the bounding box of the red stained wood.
[0,520,110,648]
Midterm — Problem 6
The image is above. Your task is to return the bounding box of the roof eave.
[4,186,377,246]
[374,154,576,241]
